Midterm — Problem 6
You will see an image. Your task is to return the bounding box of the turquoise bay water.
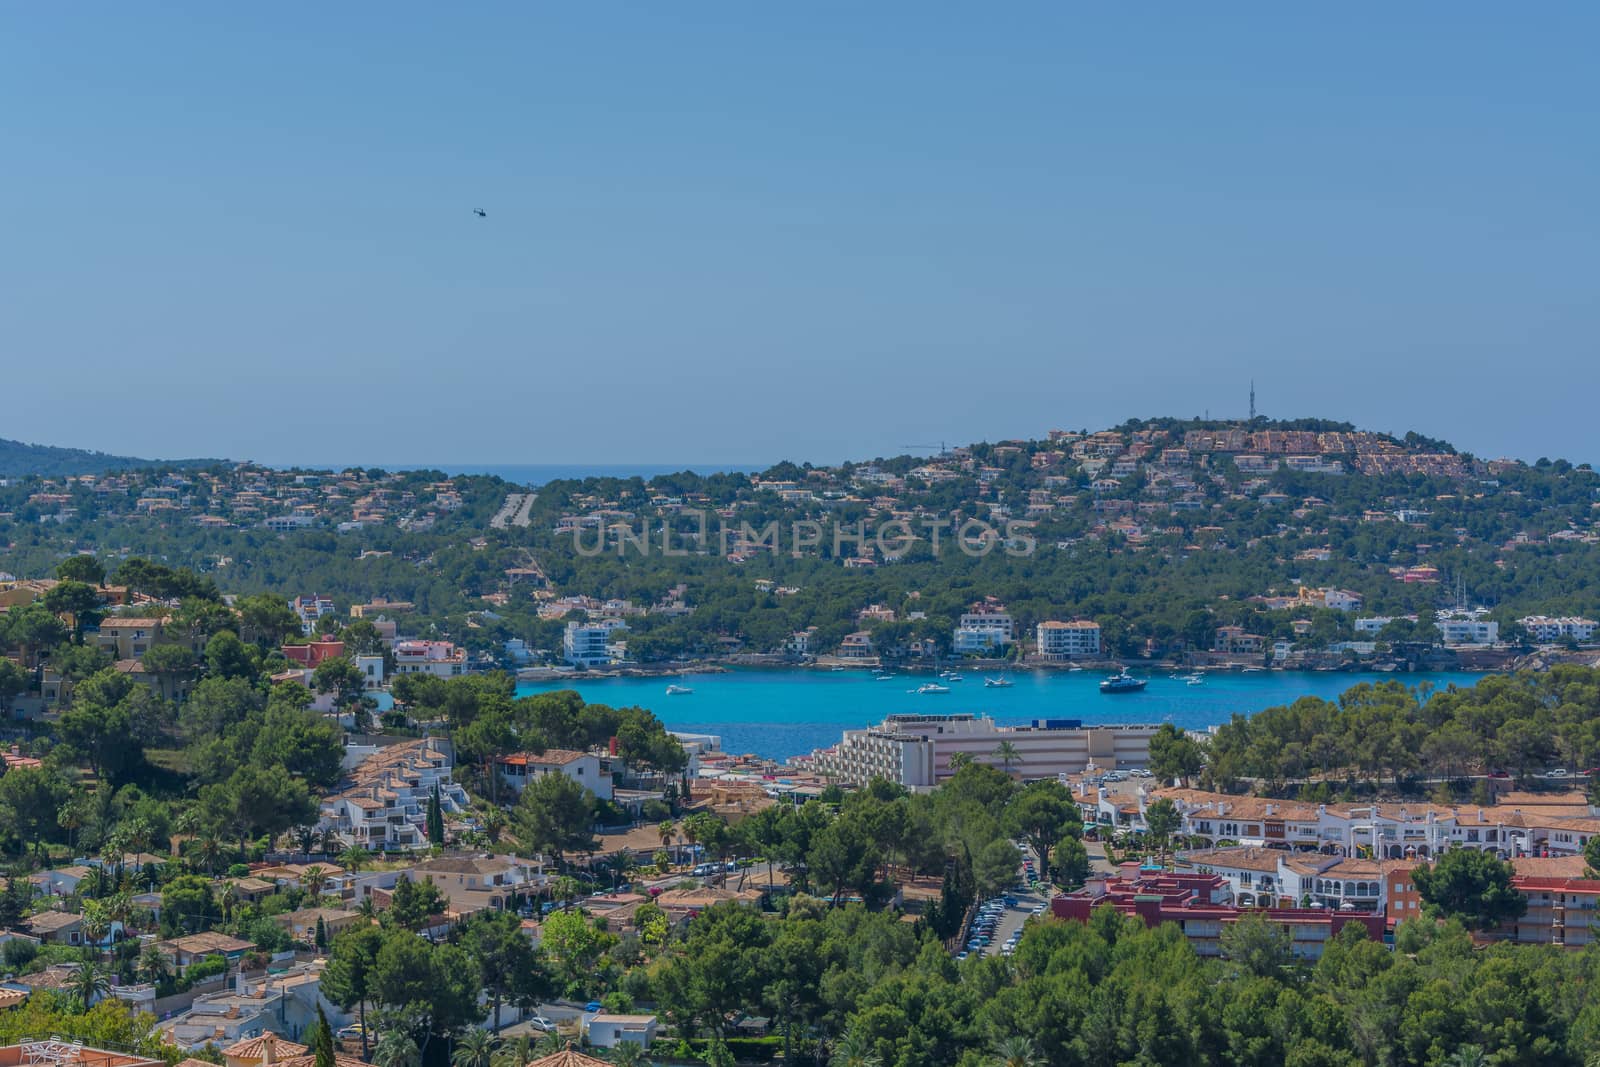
[515,668,1484,762]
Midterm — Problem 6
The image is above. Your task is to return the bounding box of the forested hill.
[0,437,218,477]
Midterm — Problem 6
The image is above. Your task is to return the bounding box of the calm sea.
[514,667,1485,762]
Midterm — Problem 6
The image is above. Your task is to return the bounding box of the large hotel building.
[809,713,1159,789]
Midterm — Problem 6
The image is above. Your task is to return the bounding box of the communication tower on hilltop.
[1249,380,1256,421]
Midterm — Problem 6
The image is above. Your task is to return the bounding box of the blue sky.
[3,5,1595,467]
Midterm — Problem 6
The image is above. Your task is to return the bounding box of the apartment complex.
[1520,615,1597,643]
[319,738,469,851]
[563,619,627,666]
[1098,787,1600,862]
[1051,868,1384,960]
[952,609,1014,655]
[1035,619,1101,660]
[810,713,1159,789]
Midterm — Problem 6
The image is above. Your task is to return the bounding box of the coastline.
[518,657,1500,683]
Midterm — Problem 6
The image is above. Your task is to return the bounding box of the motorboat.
[665,684,693,696]
[915,683,951,694]
[984,677,1015,688]
[1099,670,1147,694]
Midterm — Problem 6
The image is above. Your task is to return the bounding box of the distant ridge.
[0,437,219,478]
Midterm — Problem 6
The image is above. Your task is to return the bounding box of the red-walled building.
[281,639,346,667]
[1052,867,1385,960]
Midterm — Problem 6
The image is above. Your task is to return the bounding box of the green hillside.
[0,437,218,477]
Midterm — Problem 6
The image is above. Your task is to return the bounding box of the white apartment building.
[1521,616,1597,643]
[290,594,336,635]
[320,738,469,851]
[812,713,1159,789]
[1322,589,1363,612]
[392,640,468,677]
[958,610,1014,641]
[564,619,627,666]
[1184,846,1389,912]
[1436,615,1499,646]
[1036,619,1102,659]
[1099,787,1600,863]
[953,609,1014,655]
[493,748,614,801]
[953,627,1007,654]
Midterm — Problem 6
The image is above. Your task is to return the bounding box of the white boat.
[874,672,896,681]
[984,677,1014,688]
[665,684,693,696]
[915,683,951,694]
[1099,670,1147,694]
[1186,675,1204,687]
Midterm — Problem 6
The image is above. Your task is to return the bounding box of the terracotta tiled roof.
[1181,846,1281,873]
[222,1033,308,1061]
[528,1046,611,1067]
[276,1054,367,1067]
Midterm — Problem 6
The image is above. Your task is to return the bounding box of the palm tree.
[608,1043,650,1067]
[106,892,133,939]
[374,1032,421,1067]
[948,752,974,771]
[680,820,699,869]
[657,821,677,866]
[79,904,111,957]
[69,963,112,1010]
[57,800,86,853]
[451,1029,496,1067]
[138,945,170,986]
[829,1027,879,1067]
[990,1036,1043,1067]
[481,807,506,845]
[491,1036,536,1067]
[303,865,330,899]
[294,824,318,857]
[993,741,1022,773]
[192,833,223,875]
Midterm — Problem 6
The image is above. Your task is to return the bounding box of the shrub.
[3,939,38,969]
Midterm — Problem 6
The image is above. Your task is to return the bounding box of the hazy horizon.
[5,6,1595,467]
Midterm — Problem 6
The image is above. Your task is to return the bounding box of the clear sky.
[3,5,1595,467]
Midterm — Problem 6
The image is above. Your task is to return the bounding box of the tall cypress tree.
[427,785,444,845]
[312,1004,335,1067]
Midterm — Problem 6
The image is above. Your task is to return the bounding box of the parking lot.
[957,849,1054,961]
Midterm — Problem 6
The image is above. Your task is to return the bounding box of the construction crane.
[901,441,951,457]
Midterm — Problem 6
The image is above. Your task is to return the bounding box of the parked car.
[1549,768,1570,778]
[527,1017,555,1033]
[585,1001,604,1013]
